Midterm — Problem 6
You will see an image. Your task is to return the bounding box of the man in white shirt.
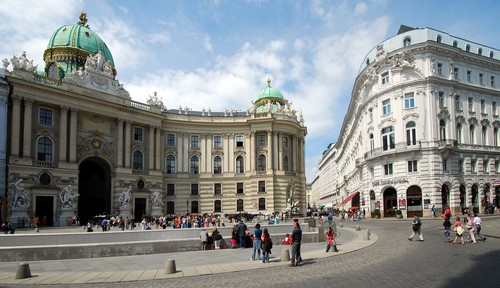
[473,214,486,242]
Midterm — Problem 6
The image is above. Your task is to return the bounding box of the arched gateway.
[78,157,112,225]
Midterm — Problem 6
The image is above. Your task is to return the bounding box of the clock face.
[48,64,58,78]
[91,138,101,149]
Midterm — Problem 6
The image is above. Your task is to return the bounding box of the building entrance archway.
[78,158,111,225]
[383,188,397,217]
[441,184,450,212]
[471,184,479,214]
[407,185,423,218]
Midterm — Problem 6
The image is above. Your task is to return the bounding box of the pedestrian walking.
[451,216,465,245]
[251,223,262,261]
[473,214,486,242]
[290,219,302,267]
[431,205,437,218]
[261,228,272,263]
[464,216,476,244]
[443,217,452,242]
[408,215,424,241]
[325,226,338,252]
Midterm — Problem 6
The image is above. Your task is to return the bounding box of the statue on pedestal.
[59,185,79,208]
[118,186,132,208]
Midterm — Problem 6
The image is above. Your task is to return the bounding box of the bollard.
[164,259,176,274]
[15,263,32,279]
[281,249,291,261]
[356,225,361,231]
[34,228,39,233]
[363,229,371,241]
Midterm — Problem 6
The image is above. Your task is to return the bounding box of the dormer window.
[403,37,411,47]
[436,35,442,43]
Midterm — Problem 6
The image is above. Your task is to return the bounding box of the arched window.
[381,126,395,151]
[166,154,176,174]
[213,155,222,174]
[258,198,266,210]
[466,44,471,52]
[133,150,143,170]
[283,155,289,171]
[257,154,266,171]
[457,123,463,144]
[403,37,411,47]
[439,120,446,141]
[214,200,222,213]
[236,199,244,212]
[482,126,487,145]
[436,35,442,43]
[453,40,458,47]
[190,155,199,174]
[494,127,499,146]
[490,51,494,59]
[366,58,370,65]
[406,121,417,146]
[235,155,244,173]
[469,124,475,144]
[37,137,53,162]
[369,133,374,154]
[478,48,483,56]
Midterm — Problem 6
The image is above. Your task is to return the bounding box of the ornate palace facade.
[0,14,307,225]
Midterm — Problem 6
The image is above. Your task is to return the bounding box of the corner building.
[2,14,307,225]
[333,25,499,218]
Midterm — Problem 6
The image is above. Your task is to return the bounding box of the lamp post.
[186,199,190,214]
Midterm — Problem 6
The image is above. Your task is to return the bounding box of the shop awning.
[340,192,360,206]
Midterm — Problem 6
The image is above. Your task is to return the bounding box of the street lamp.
[186,199,190,214]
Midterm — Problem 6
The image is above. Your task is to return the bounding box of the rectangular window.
[459,160,464,173]
[453,67,459,80]
[438,91,445,108]
[191,183,199,195]
[455,95,461,111]
[214,183,222,195]
[213,135,222,148]
[471,159,476,173]
[404,93,415,109]
[382,99,391,115]
[493,102,497,116]
[133,127,143,141]
[437,63,443,75]
[236,182,244,194]
[257,134,266,147]
[384,163,393,175]
[166,133,176,146]
[166,184,175,196]
[485,160,489,173]
[381,72,389,85]
[408,160,418,172]
[236,134,244,148]
[481,99,486,114]
[443,159,448,172]
[467,70,472,82]
[496,161,500,173]
[258,181,266,193]
[468,97,474,112]
[39,108,53,126]
[283,136,289,147]
[191,135,199,148]
[479,73,484,85]
[491,76,496,88]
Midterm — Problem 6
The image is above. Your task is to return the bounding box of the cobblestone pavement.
[3,216,499,288]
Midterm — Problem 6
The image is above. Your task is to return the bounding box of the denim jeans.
[252,239,262,260]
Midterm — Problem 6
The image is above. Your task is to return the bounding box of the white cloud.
[203,33,213,53]
[354,2,368,14]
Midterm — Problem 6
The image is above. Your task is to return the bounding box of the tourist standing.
[261,228,272,263]
[290,219,302,267]
[237,220,247,248]
[325,226,338,252]
[408,215,424,241]
[251,223,262,261]
[200,228,208,250]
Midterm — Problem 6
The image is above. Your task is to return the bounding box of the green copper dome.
[43,12,115,78]
[256,79,284,102]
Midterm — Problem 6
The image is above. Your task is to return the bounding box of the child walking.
[452,216,465,245]
[443,217,452,242]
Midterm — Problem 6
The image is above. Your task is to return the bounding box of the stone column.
[245,132,251,172]
[149,126,155,170]
[22,98,33,158]
[58,106,68,163]
[228,134,234,172]
[273,131,279,170]
[223,134,229,172]
[116,119,124,167]
[124,120,131,168]
[250,132,255,171]
[200,133,206,173]
[69,108,78,163]
[267,130,272,171]
[155,128,161,171]
[178,133,185,173]
[10,97,21,157]
[293,136,298,172]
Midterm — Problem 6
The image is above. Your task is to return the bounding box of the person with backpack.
[408,215,424,241]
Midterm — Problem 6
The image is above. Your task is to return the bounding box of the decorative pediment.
[437,108,451,120]
[456,115,466,124]
[480,119,490,126]
[493,120,500,128]
[378,117,396,128]
[468,117,479,126]
[403,113,419,121]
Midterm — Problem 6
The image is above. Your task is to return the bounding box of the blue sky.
[1,0,500,182]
